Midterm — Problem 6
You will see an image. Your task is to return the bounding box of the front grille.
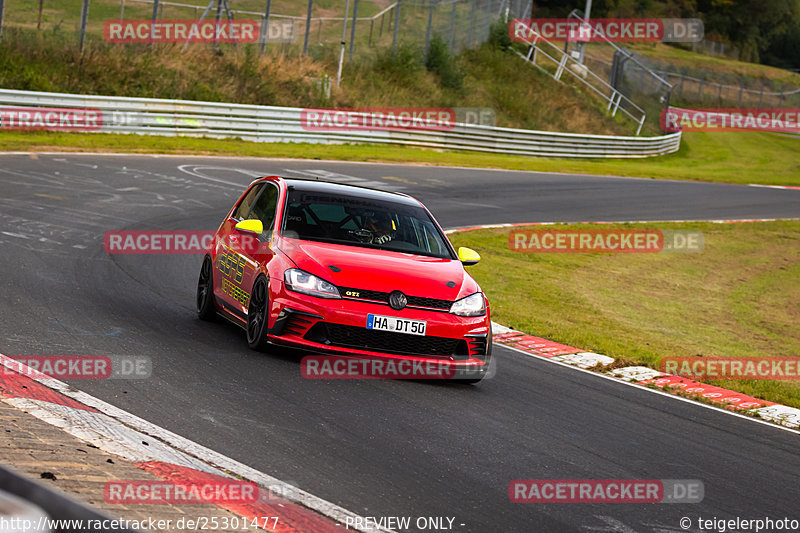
[339,287,452,311]
[308,323,466,357]
[340,287,388,303]
[407,295,452,310]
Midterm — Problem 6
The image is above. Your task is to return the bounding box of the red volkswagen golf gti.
[196,177,493,382]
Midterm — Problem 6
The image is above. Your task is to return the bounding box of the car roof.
[269,177,422,207]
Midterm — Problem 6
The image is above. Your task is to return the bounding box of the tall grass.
[0,27,632,135]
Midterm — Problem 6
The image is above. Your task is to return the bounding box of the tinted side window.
[248,184,279,231]
[232,184,264,220]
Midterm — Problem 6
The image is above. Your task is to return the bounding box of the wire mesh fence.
[1,1,708,136]
[633,56,800,109]
[0,0,532,60]
[555,11,672,135]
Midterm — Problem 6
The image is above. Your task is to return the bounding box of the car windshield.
[280,188,455,260]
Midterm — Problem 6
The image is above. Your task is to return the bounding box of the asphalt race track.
[1,153,799,533]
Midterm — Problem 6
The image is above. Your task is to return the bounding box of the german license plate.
[366,314,427,336]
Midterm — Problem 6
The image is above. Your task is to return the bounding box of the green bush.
[374,43,423,85]
[487,19,514,52]
[425,35,464,91]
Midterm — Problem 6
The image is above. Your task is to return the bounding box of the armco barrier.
[0,89,682,158]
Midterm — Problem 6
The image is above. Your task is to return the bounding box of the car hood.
[276,237,477,300]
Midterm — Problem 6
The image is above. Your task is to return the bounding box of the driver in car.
[366,212,396,245]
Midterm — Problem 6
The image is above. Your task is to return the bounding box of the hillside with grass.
[0,25,631,136]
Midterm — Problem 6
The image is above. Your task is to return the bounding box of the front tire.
[197,256,215,321]
[247,275,270,351]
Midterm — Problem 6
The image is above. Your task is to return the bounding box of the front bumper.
[266,278,491,370]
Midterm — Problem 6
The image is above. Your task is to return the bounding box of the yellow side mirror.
[235,219,263,235]
[457,247,480,266]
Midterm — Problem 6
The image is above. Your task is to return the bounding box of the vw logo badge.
[389,290,407,311]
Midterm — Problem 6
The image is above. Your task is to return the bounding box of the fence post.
[336,0,349,87]
[149,0,160,44]
[424,0,435,60]
[80,0,90,52]
[0,0,5,44]
[448,0,457,49]
[391,0,401,51]
[303,0,313,55]
[467,0,476,48]
[484,0,493,42]
[213,0,222,47]
[349,0,358,60]
[260,0,271,54]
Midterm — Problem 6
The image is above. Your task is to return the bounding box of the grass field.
[448,220,800,408]
[2,129,799,186]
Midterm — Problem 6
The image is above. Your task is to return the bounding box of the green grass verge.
[449,221,800,408]
[2,129,799,186]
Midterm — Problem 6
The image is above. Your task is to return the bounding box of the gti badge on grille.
[389,290,407,311]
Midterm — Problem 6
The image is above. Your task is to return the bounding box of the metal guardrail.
[0,88,681,158]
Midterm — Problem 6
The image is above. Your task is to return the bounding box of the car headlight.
[449,292,486,317]
[284,269,341,299]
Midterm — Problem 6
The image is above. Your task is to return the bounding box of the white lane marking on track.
[0,354,394,533]
[748,184,800,190]
[176,165,256,187]
[584,516,641,532]
[1,231,31,240]
[445,217,800,233]
[494,343,800,436]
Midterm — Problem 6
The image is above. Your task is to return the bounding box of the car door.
[233,182,279,305]
[214,183,264,319]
